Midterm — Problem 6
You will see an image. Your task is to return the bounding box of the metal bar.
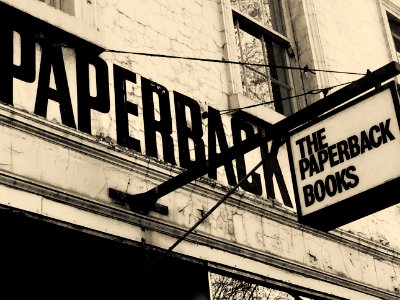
[110,131,266,211]
[111,61,400,212]
[148,158,266,269]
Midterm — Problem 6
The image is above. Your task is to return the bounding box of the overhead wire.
[104,49,367,115]
[146,156,267,270]
[104,49,368,270]
[219,79,360,115]
[104,49,367,76]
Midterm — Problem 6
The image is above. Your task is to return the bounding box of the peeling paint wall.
[0,0,400,299]
[97,0,230,109]
[310,0,392,85]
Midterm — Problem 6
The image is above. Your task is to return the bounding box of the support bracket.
[108,61,400,216]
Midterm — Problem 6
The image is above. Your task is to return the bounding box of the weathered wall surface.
[0,0,399,299]
[97,0,231,110]
[311,0,391,84]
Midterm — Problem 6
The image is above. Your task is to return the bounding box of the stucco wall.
[0,0,399,298]
[312,0,392,85]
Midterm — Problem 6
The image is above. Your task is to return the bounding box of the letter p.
[0,24,36,105]
[299,157,309,180]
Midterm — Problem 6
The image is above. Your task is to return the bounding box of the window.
[231,0,293,116]
[209,272,315,300]
[37,0,96,26]
[39,0,75,15]
[388,14,400,62]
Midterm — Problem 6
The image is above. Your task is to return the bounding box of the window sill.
[1,0,106,49]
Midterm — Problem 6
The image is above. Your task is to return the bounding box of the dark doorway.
[0,206,210,299]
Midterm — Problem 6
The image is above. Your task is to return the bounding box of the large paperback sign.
[0,3,294,210]
[287,82,400,231]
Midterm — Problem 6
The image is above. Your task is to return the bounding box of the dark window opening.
[38,0,75,15]
[388,13,400,62]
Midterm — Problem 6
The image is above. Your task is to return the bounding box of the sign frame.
[286,81,400,231]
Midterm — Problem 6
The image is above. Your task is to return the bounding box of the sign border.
[286,81,400,231]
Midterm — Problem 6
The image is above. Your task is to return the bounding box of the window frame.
[37,0,97,27]
[208,268,345,300]
[230,1,294,116]
[5,0,104,48]
[39,0,75,15]
[388,14,400,62]
[383,0,400,64]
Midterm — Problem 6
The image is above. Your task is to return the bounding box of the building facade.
[0,0,399,299]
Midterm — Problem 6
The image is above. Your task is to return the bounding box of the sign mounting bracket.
[109,61,400,215]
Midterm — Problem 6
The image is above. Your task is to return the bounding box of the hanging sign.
[287,81,400,231]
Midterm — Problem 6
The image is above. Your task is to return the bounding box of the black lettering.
[316,128,328,150]
[207,107,237,186]
[34,42,76,128]
[380,118,395,143]
[360,130,372,154]
[336,140,350,163]
[231,116,262,196]
[295,136,307,158]
[347,135,360,158]
[368,125,382,148]
[261,136,293,208]
[335,168,349,193]
[308,154,320,177]
[142,77,176,165]
[303,184,315,207]
[299,157,309,180]
[316,148,328,173]
[113,64,141,151]
[305,130,320,156]
[174,91,206,169]
[325,174,337,197]
[76,51,110,134]
[328,144,339,167]
[0,24,35,105]
[314,180,325,202]
[346,165,359,188]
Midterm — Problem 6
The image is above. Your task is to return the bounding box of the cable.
[105,47,366,116]
[104,49,367,76]
[147,156,266,270]
[219,79,359,115]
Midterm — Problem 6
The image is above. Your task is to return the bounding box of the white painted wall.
[0,0,399,298]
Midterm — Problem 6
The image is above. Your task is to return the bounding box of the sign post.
[287,81,400,231]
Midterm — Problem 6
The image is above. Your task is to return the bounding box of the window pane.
[40,0,62,10]
[231,1,293,115]
[38,0,74,15]
[239,0,264,24]
[209,272,313,300]
[388,16,400,62]
[235,26,277,110]
[261,0,274,29]
[244,67,274,109]
[231,0,279,31]
[390,22,400,52]
[236,27,265,68]
[268,41,292,115]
